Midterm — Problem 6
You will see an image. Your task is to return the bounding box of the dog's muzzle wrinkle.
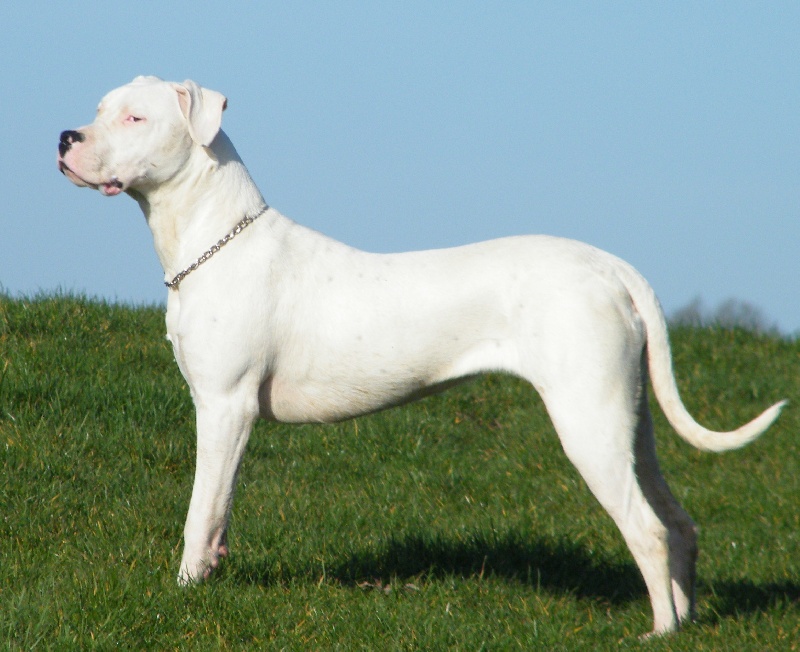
[58,130,85,157]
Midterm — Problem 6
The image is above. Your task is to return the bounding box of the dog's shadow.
[234,529,800,622]
[700,578,800,624]
[236,529,645,604]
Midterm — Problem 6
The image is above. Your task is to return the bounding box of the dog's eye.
[125,115,145,123]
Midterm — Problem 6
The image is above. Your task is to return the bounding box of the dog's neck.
[129,129,267,281]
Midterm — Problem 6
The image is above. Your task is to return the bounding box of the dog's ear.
[172,80,228,148]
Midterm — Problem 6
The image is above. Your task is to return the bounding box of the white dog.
[57,76,784,636]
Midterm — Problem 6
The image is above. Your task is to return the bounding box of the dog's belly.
[259,337,520,423]
[260,374,458,423]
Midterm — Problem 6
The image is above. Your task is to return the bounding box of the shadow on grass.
[235,531,800,620]
[235,529,646,605]
[699,579,800,624]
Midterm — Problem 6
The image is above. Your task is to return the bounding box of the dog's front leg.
[178,392,258,584]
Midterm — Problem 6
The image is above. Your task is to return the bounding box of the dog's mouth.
[58,160,124,196]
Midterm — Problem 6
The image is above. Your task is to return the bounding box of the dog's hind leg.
[539,369,681,636]
[632,378,698,625]
[178,387,259,584]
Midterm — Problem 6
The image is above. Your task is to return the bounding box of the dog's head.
[57,76,227,197]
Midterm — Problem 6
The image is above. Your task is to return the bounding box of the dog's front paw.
[177,530,229,585]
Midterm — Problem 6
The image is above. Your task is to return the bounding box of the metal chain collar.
[165,205,268,290]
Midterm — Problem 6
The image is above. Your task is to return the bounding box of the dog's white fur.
[58,76,785,636]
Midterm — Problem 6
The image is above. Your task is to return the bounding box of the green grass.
[0,293,798,650]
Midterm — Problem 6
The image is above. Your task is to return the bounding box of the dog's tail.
[618,260,786,453]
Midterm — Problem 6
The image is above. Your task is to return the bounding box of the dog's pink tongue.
[102,183,122,196]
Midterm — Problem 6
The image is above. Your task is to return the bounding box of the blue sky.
[2,3,798,332]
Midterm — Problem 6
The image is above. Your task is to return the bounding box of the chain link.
[165,205,268,290]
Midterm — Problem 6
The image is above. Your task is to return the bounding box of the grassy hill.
[0,294,797,649]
